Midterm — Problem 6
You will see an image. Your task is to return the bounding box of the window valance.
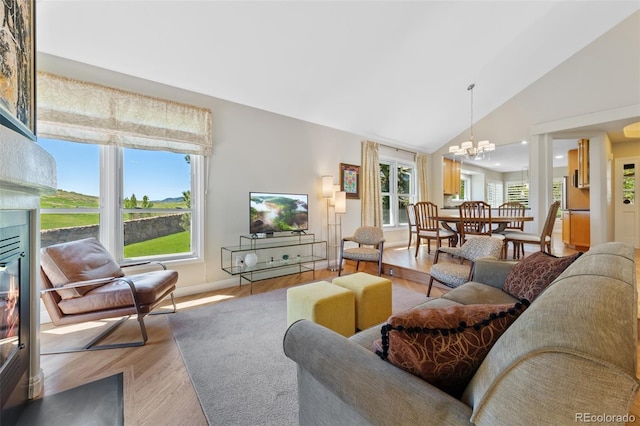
[36,72,213,156]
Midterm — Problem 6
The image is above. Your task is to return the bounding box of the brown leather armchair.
[40,237,178,353]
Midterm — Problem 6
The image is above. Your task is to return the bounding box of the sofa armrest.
[283,320,473,425]
[471,259,517,289]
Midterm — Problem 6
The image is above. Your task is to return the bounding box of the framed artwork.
[340,163,360,199]
[0,0,36,140]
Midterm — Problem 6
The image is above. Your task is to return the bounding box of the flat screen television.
[250,192,309,235]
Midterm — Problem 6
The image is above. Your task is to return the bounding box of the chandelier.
[449,83,495,161]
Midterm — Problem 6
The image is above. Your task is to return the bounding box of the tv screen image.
[250,192,309,234]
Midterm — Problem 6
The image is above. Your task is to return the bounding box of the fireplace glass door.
[0,254,21,369]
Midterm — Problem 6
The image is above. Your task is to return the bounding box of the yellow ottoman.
[287,281,355,337]
[332,272,392,330]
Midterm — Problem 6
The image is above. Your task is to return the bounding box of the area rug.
[16,373,123,426]
[168,283,425,425]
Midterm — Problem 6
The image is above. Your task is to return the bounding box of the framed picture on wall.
[340,163,360,199]
[0,0,36,141]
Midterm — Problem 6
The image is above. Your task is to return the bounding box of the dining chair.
[502,201,561,259]
[413,201,456,256]
[338,226,385,276]
[497,201,526,257]
[426,236,504,296]
[497,201,526,232]
[405,203,418,250]
[457,201,504,244]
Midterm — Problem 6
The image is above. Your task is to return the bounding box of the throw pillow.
[374,301,529,398]
[41,238,124,299]
[503,251,582,302]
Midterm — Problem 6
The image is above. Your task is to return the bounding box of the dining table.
[435,213,534,246]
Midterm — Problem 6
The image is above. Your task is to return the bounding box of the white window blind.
[36,72,213,156]
[506,182,529,208]
[487,181,504,208]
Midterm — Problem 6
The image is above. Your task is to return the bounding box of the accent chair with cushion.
[426,236,503,296]
[40,237,178,352]
[338,226,385,276]
[284,242,639,425]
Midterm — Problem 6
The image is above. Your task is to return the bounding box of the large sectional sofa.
[283,242,640,425]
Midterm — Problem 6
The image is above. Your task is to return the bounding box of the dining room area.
[373,208,573,297]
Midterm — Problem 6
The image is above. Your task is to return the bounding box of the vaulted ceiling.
[36,1,640,156]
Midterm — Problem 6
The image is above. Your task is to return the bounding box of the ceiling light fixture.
[449,83,495,161]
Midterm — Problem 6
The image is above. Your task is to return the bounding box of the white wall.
[430,11,640,243]
[37,54,396,294]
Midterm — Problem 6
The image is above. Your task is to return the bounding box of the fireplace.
[0,124,56,424]
[0,210,30,424]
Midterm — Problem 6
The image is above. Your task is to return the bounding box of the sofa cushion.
[41,238,125,299]
[503,251,582,302]
[441,282,520,305]
[374,300,529,398]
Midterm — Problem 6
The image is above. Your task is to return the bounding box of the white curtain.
[361,140,382,227]
[416,153,429,202]
[36,72,213,156]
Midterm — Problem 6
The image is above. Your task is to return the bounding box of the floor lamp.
[321,176,336,270]
[334,191,346,272]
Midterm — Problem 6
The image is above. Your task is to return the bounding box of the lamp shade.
[334,191,346,214]
[330,184,340,206]
[322,176,334,198]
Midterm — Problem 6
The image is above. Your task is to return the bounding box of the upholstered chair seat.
[427,236,503,296]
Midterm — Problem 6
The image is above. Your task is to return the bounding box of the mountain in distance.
[155,196,184,203]
[40,190,185,208]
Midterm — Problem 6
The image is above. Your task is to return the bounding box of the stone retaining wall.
[41,213,186,247]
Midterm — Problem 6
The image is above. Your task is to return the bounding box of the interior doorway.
[614,157,640,248]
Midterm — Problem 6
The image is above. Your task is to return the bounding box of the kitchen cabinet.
[561,211,571,244]
[577,138,589,188]
[443,158,460,195]
[567,149,590,210]
[561,210,590,249]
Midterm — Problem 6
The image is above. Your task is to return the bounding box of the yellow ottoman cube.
[287,281,355,337]
[332,272,392,330]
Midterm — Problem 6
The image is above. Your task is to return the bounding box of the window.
[36,72,210,262]
[506,181,529,208]
[380,160,416,227]
[552,178,564,211]
[452,174,471,201]
[39,138,202,262]
[487,180,504,208]
[623,163,636,205]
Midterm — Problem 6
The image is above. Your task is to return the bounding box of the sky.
[38,138,191,201]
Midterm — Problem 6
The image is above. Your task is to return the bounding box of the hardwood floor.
[38,233,640,425]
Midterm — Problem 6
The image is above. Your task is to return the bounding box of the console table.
[221,233,327,293]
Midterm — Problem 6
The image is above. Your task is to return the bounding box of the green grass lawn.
[124,231,190,258]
